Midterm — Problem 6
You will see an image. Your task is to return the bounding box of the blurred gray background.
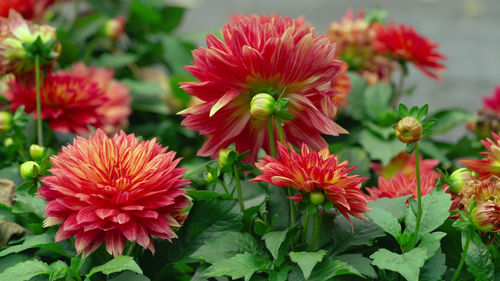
[176,0,500,138]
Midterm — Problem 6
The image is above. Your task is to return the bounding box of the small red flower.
[366,171,440,201]
[252,143,369,221]
[39,129,190,257]
[483,86,500,114]
[374,23,446,80]
[460,132,500,180]
[179,14,347,163]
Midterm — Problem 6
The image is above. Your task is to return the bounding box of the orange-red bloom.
[483,86,500,114]
[460,132,500,180]
[252,143,369,221]
[39,130,190,257]
[0,0,54,20]
[179,14,347,162]
[374,23,446,80]
[4,73,107,134]
[65,63,132,134]
[332,61,351,108]
[366,171,440,201]
[371,152,440,180]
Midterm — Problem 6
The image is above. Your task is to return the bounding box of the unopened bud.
[4,138,13,147]
[471,202,500,232]
[29,144,46,161]
[310,191,325,206]
[20,161,40,180]
[104,17,127,41]
[448,168,474,194]
[0,111,13,133]
[250,93,275,121]
[218,148,235,168]
[395,117,423,144]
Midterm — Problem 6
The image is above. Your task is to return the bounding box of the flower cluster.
[252,143,369,221]
[39,130,190,257]
[460,132,500,180]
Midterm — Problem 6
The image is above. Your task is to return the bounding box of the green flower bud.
[29,144,46,161]
[0,111,13,134]
[250,93,275,121]
[218,148,235,168]
[20,161,40,180]
[3,137,14,147]
[310,191,325,206]
[448,168,474,194]
[395,117,423,144]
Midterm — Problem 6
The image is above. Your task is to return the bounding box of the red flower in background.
[179,14,347,163]
[0,0,54,20]
[374,23,446,80]
[461,132,500,180]
[39,130,190,257]
[366,171,440,201]
[332,61,351,109]
[371,152,440,180]
[252,143,369,221]
[4,73,107,134]
[483,86,500,113]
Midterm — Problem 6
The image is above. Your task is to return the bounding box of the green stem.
[301,213,310,244]
[309,210,321,251]
[126,242,136,257]
[413,143,423,241]
[35,55,43,146]
[275,117,285,144]
[391,63,407,108]
[233,164,245,212]
[451,230,473,281]
[267,118,276,157]
[218,179,230,196]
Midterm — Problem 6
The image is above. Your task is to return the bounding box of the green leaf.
[370,248,427,281]
[308,258,362,281]
[95,53,137,68]
[345,72,368,120]
[262,228,291,260]
[399,103,409,117]
[363,82,393,122]
[12,192,46,219]
[416,104,429,121]
[203,252,269,281]
[289,250,327,279]
[85,255,142,280]
[130,0,161,24]
[419,140,448,163]
[187,190,231,201]
[0,260,51,281]
[108,271,150,281]
[366,206,401,240]
[368,196,409,220]
[50,260,69,280]
[429,108,474,135]
[162,34,194,75]
[419,231,446,259]
[0,233,67,257]
[405,189,452,236]
[191,232,261,264]
[465,232,494,281]
[335,147,371,177]
[359,129,405,165]
[331,216,384,254]
[336,253,377,279]
[420,249,446,281]
[122,79,168,114]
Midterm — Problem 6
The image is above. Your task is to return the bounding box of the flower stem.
[413,143,423,241]
[391,63,407,108]
[267,118,276,157]
[233,164,245,212]
[275,117,285,144]
[301,212,310,244]
[126,242,136,257]
[309,209,321,251]
[35,55,43,146]
[451,230,473,281]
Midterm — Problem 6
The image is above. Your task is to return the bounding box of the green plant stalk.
[451,229,473,281]
[301,213,310,244]
[35,55,43,146]
[413,143,423,243]
[126,242,136,257]
[275,117,297,227]
[309,209,321,251]
[233,164,245,212]
[267,118,276,157]
[391,62,408,108]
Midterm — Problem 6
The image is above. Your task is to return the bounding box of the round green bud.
[20,161,40,180]
[395,117,423,144]
[310,191,326,206]
[0,111,13,134]
[250,93,275,121]
[206,172,215,182]
[29,144,46,161]
[448,168,474,194]
[3,137,14,147]
[218,148,235,168]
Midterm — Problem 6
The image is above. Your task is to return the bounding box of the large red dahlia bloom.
[460,132,500,180]
[0,0,54,20]
[4,73,107,134]
[179,14,347,162]
[374,23,446,80]
[39,130,190,257]
[252,143,369,221]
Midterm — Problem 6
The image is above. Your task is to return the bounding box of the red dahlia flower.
[39,129,190,257]
[483,86,500,113]
[374,23,446,80]
[179,14,347,162]
[460,132,500,180]
[0,0,54,20]
[371,152,440,180]
[332,61,351,108]
[252,143,369,221]
[366,171,440,201]
[4,73,107,134]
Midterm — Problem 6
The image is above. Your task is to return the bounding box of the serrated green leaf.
[12,192,46,219]
[366,205,401,240]
[368,196,409,220]
[289,250,326,279]
[0,260,51,281]
[419,232,446,259]
[108,271,150,281]
[420,249,446,281]
[345,72,368,120]
[262,228,291,260]
[417,104,429,121]
[308,258,362,281]
[429,109,474,135]
[364,83,393,122]
[331,216,384,254]
[85,255,142,280]
[203,252,269,281]
[50,260,69,280]
[465,232,494,281]
[405,189,452,236]
[0,233,67,257]
[191,232,261,264]
[370,248,427,281]
[359,129,405,165]
[336,253,377,278]
[187,190,231,201]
